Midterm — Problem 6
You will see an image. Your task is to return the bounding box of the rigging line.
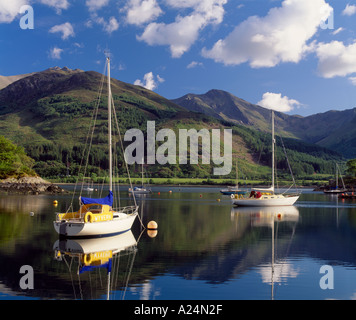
[279,135,299,194]
[111,94,138,209]
[68,63,107,208]
[79,67,106,198]
[122,248,137,301]
[63,255,77,300]
[112,142,121,209]
[273,220,298,298]
[114,252,122,298]
[77,264,83,300]
[274,142,279,191]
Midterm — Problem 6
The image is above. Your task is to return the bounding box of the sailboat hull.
[324,189,347,194]
[54,212,138,238]
[233,195,299,207]
[53,230,137,254]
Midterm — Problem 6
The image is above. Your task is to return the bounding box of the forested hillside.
[0,136,36,179]
[0,67,345,181]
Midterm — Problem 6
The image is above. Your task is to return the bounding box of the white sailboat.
[53,57,138,237]
[324,163,347,194]
[233,111,300,207]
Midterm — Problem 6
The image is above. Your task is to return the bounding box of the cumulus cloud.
[349,77,356,86]
[49,46,63,59]
[258,92,301,113]
[104,16,119,33]
[137,0,227,58]
[85,0,110,12]
[125,0,163,26]
[49,22,75,40]
[202,0,332,68]
[342,4,356,16]
[315,41,356,78]
[134,72,164,91]
[0,0,29,23]
[87,14,119,34]
[39,0,69,14]
[187,61,204,69]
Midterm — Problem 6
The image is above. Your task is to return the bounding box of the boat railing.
[115,205,138,215]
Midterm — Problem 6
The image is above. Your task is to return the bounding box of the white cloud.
[315,41,356,78]
[349,77,356,86]
[0,0,29,23]
[134,72,164,91]
[258,92,301,113]
[85,0,110,12]
[49,47,63,59]
[137,0,227,58]
[49,22,75,40]
[39,0,69,14]
[187,61,203,69]
[342,4,356,16]
[88,14,119,34]
[202,0,332,68]
[125,0,163,26]
[104,17,119,33]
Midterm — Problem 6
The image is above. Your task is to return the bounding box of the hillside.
[0,72,36,90]
[0,67,185,146]
[0,135,36,179]
[0,67,344,181]
[173,90,356,158]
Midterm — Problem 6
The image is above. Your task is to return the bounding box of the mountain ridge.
[172,89,356,158]
[0,67,345,180]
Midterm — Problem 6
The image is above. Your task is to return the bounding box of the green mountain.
[172,89,356,158]
[0,68,344,181]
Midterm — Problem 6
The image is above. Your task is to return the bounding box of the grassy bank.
[47,176,330,187]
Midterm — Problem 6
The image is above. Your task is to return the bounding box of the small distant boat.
[220,186,247,196]
[129,186,151,194]
[324,163,347,194]
[129,163,152,194]
[84,182,94,192]
[233,111,300,207]
[53,57,138,238]
[220,160,247,196]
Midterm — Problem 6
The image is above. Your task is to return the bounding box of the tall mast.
[272,110,275,192]
[107,57,113,192]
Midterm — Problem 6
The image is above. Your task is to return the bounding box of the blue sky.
[1,0,356,116]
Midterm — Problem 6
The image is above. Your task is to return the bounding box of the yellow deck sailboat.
[53,57,138,238]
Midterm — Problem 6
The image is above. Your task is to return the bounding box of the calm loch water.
[1,186,356,300]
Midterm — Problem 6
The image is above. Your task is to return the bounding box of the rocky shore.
[0,177,67,194]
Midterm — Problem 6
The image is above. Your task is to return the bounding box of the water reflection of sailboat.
[231,206,299,300]
[53,230,138,300]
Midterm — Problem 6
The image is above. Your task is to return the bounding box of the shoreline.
[2,176,353,194]
[0,177,67,194]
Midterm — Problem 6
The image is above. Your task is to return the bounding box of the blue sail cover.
[79,259,112,274]
[80,191,113,206]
